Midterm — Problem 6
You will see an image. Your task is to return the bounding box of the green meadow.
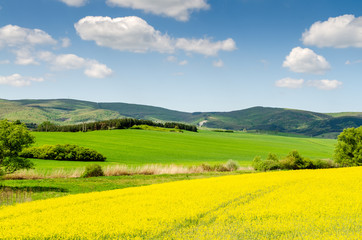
[30,129,336,170]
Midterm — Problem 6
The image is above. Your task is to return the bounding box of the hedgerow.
[20,144,106,162]
[252,150,336,171]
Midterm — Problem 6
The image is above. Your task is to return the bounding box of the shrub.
[312,159,336,169]
[252,156,263,171]
[252,155,279,171]
[81,164,104,178]
[200,163,214,171]
[253,150,336,172]
[266,153,279,162]
[20,144,106,162]
[225,160,240,171]
[214,164,229,172]
[279,150,312,170]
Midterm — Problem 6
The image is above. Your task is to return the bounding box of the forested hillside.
[1,98,361,138]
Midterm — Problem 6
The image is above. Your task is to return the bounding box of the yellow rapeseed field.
[0,167,361,239]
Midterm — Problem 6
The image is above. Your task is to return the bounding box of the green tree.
[0,120,35,176]
[37,121,56,132]
[334,126,362,167]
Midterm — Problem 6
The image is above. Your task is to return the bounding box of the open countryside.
[31,130,335,168]
[1,167,360,239]
[1,0,362,239]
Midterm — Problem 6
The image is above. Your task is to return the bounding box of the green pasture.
[29,129,336,169]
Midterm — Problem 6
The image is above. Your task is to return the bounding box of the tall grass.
[0,186,32,206]
[2,168,84,180]
[3,161,252,180]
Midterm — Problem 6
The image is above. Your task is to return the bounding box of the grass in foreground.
[0,167,360,239]
[30,129,336,169]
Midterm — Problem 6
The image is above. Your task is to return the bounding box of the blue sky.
[0,0,362,113]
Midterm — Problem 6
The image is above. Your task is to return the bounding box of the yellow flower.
[0,167,360,239]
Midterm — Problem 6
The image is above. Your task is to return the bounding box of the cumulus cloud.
[175,38,236,56]
[0,25,56,48]
[37,51,54,62]
[166,56,188,65]
[51,53,113,78]
[106,0,209,21]
[302,15,362,48]
[0,74,44,87]
[75,16,174,53]
[283,47,330,74]
[59,0,88,7]
[13,48,39,65]
[213,59,224,67]
[276,78,342,90]
[84,62,113,78]
[52,54,86,70]
[275,78,304,89]
[307,79,342,90]
[75,16,236,56]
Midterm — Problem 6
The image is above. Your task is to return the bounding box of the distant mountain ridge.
[1,98,362,138]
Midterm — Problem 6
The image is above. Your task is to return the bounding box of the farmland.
[0,167,360,239]
[29,129,336,169]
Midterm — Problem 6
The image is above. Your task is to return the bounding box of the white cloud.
[50,53,112,78]
[302,15,362,48]
[75,16,174,53]
[307,79,342,90]
[276,78,342,90]
[0,25,56,48]
[106,0,209,21]
[179,60,188,66]
[213,59,224,67]
[37,51,54,62]
[59,0,88,7]
[175,38,236,56]
[0,74,44,87]
[53,54,86,70]
[75,16,236,56]
[275,78,304,89]
[14,48,39,65]
[283,47,330,74]
[84,61,113,78]
[61,37,71,48]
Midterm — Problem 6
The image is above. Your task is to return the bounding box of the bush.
[81,164,104,178]
[279,150,314,170]
[253,150,336,172]
[312,159,336,169]
[214,164,229,172]
[252,154,280,171]
[225,160,240,171]
[20,144,106,162]
[200,163,214,171]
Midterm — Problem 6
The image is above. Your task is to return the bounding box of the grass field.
[1,167,360,239]
[30,129,336,169]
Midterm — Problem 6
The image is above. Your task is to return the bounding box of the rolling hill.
[1,98,362,137]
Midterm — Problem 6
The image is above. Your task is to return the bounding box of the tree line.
[36,118,198,133]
